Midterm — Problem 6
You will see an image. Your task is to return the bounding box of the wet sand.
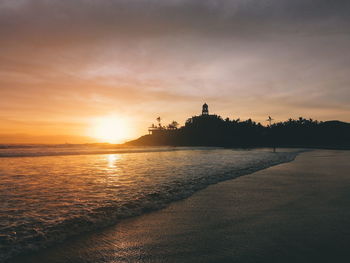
[10,150,350,263]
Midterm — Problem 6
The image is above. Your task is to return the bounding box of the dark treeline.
[127,114,350,149]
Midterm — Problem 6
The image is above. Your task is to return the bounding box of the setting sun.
[88,116,132,143]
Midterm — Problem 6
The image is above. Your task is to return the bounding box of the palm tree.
[171,121,179,129]
[156,117,161,127]
[266,116,274,126]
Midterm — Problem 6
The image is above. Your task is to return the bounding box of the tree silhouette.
[129,114,350,148]
[167,121,179,130]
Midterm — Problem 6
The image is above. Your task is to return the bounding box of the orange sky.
[1,0,350,143]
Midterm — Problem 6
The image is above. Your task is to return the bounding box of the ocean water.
[0,145,301,261]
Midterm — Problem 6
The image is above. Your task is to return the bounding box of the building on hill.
[202,103,209,115]
[148,103,217,134]
[185,103,223,127]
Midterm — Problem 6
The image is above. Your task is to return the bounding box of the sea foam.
[0,146,302,261]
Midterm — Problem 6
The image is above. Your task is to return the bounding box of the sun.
[88,115,131,144]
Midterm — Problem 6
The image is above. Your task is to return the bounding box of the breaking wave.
[0,147,302,262]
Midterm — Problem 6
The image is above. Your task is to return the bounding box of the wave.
[1,150,302,262]
[0,145,216,158]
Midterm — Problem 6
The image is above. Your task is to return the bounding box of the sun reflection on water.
[107,154,120,169]
[0,147,299,262]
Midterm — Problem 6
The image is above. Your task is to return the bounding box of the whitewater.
[0,145,302,261]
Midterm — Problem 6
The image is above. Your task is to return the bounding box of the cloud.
[1,0,350,142]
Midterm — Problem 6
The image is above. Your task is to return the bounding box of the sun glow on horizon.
[88,115,132,144]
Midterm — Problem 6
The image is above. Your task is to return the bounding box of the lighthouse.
[202,103,209,115]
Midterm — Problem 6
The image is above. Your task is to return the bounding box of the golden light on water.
[107,154,120,168]
[88,116,132,144]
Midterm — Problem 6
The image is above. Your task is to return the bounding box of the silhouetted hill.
[322,120,350,128]
[126,114,350,149]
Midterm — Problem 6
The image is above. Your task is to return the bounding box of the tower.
[202,103,209,115]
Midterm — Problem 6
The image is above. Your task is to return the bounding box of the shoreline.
[9,149,350,262]
[1,145,350,159]
[0,146,279,158]
[3,149,299,262]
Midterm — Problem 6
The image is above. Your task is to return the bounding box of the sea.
[0,144,301,261]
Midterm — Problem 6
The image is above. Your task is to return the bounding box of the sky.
[1,0,350,143]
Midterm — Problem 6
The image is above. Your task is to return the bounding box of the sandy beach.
[9,149,350,263]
